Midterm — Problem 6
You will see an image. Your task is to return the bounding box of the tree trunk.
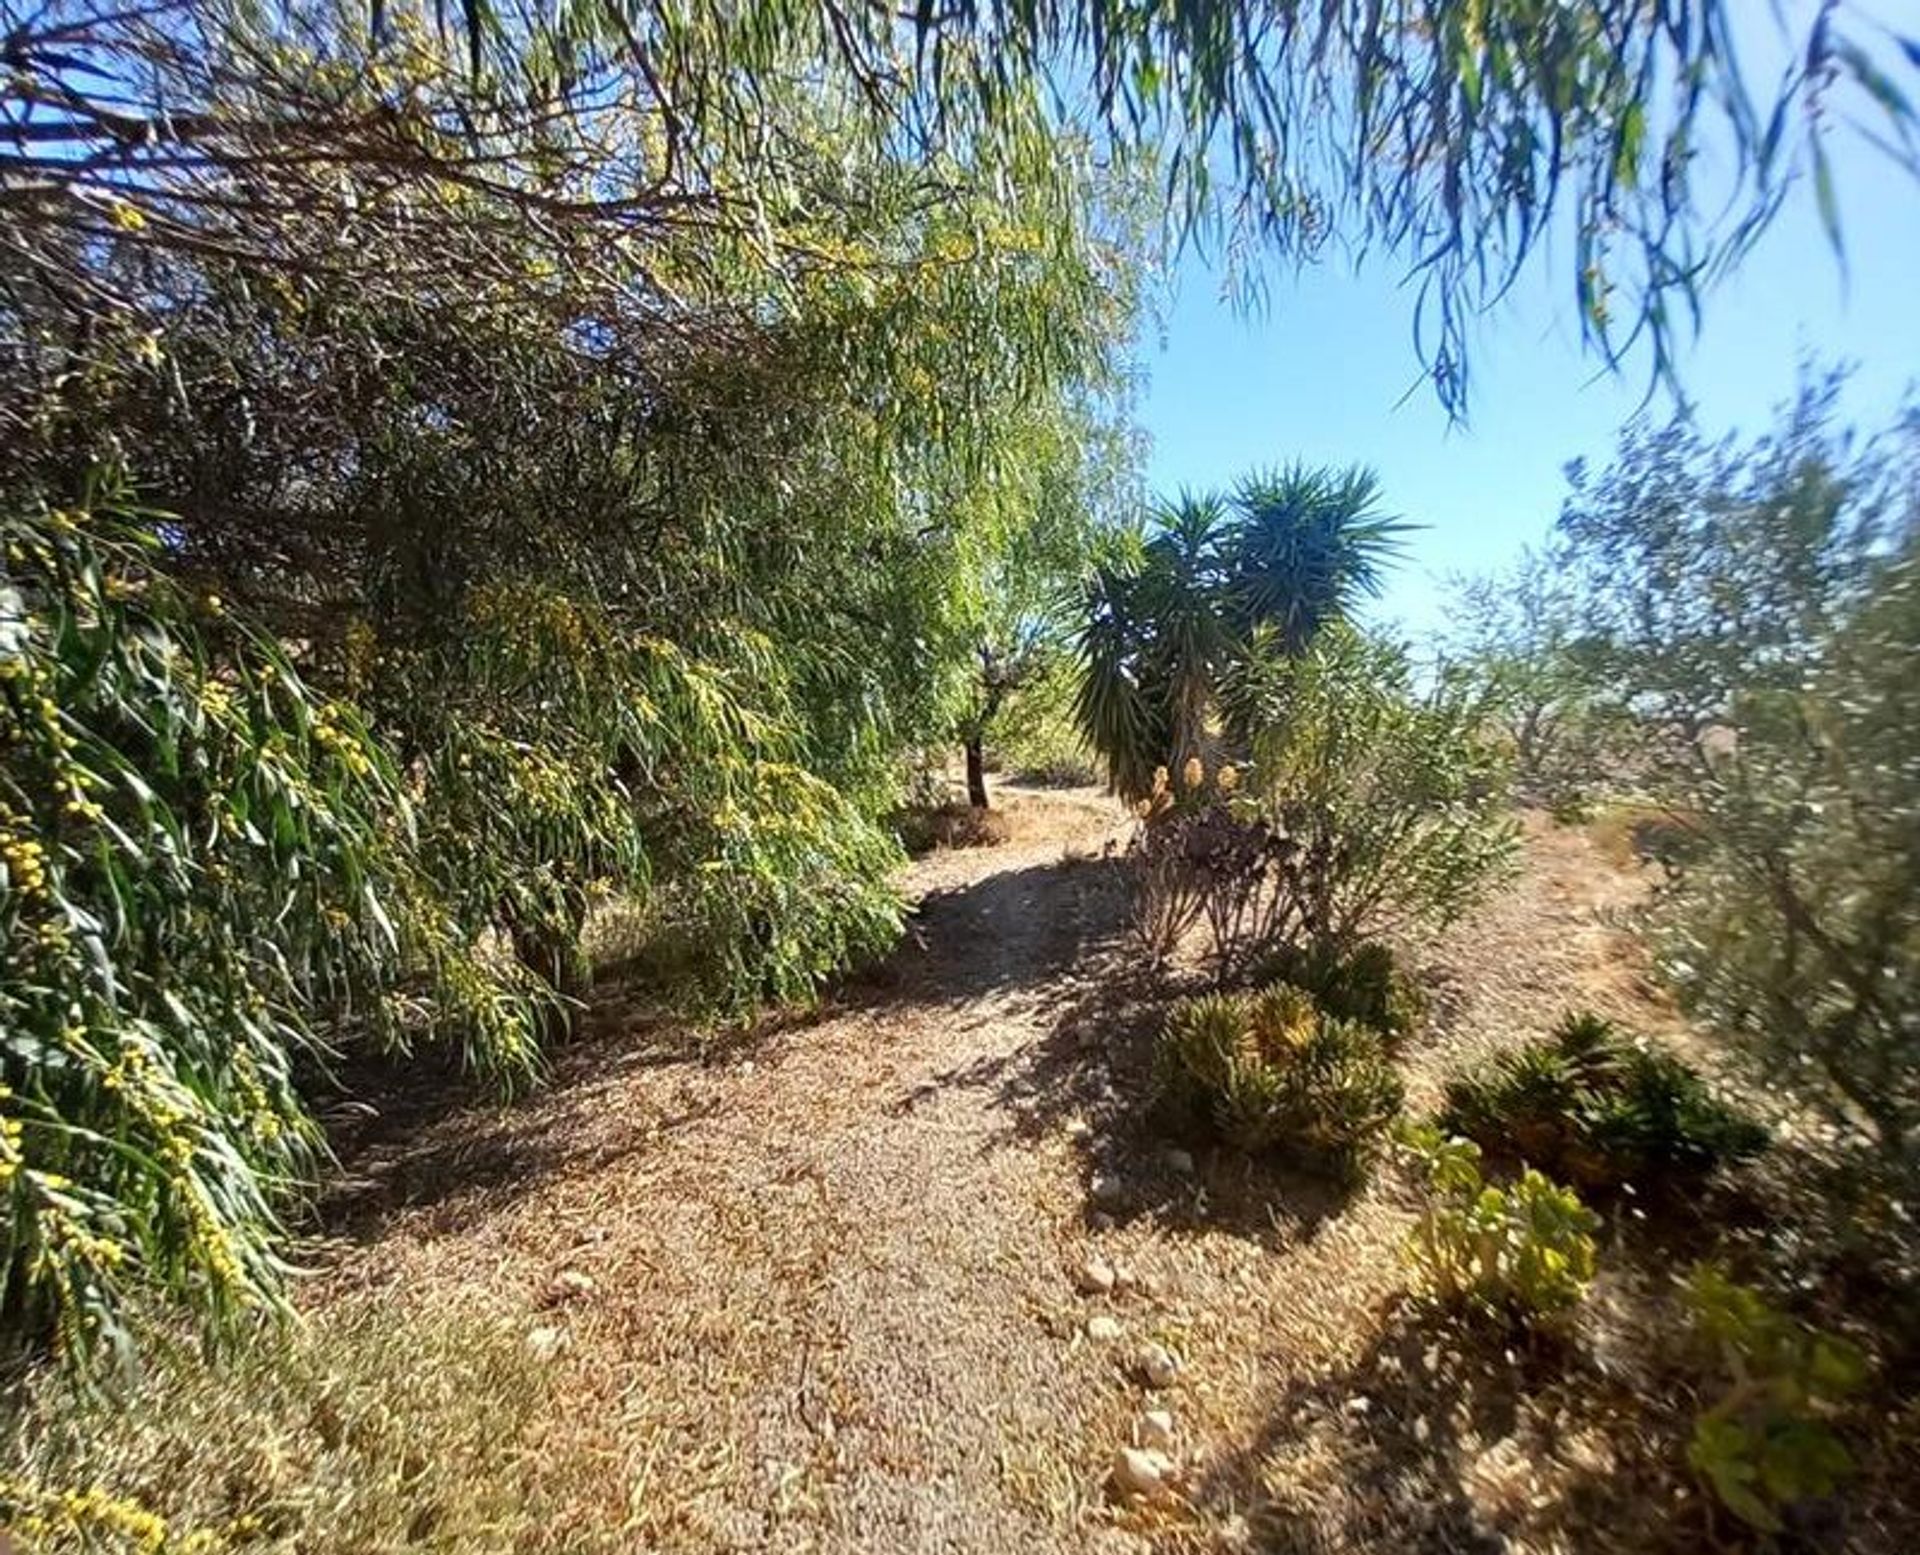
[965,735,990,808]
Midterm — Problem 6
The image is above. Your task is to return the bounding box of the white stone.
[1076,1256,1117,1295]
[1135,1342,1180,1388]
[1086,1315,1125,1342]
[1110,1263,1138,1294]
[1110,1446,1178,1499]
[1136,1408,1176,1453]
[1065,1116,1093,1140]
[547,1269,596,1303]
[525,1325,570,1360]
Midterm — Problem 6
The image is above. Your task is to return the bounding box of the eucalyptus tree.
[8,0,1915,419]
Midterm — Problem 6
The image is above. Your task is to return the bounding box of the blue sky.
[1136,76,1920,639]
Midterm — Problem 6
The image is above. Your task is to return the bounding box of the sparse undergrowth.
[1439,1011,1768,1191]
[0,1300,608,1554]
[894,801,1015,857]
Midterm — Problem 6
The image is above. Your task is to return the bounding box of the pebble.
[1076,1256,1117,1295]
[1089,1171,1127,1207]
[1163,1147,1196,1175]
[1110,1445,1178,1499]
[1110,1263,1138,1295]
[1065,1116,1093,1140]
[1135,1341,1180,1388]
[546,1269,596,1304]
[525,1325,570,1360]
[1087,1315,1125,1342]
[1136,1408,1176,1452]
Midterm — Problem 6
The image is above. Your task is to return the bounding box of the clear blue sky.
[1136,77,1920,640]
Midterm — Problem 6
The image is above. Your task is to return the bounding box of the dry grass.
[1,1297,618,1553]
[11,793,1913,1554]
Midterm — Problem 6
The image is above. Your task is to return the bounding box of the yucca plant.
[1077,468,1407,802]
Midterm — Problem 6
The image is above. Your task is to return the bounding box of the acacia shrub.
[0,485,542,1360]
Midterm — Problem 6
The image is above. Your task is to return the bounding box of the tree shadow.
[319,848,1137,1240]
[839,851,1134,1015]
[1169,1298,1684,1554]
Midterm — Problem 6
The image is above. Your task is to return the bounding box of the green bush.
[1682,1264,1868,1534]
[1562,391,1920,1164]
[1403,1125,1599,1323]
[1439,1012,1767,1190]
[1255,940,1426,1047]
[1,486,542,1362]
[1226,624,1520,953]
[1156,982,1403,1177]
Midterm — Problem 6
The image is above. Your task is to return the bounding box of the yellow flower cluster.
[1,1083,22,1190]
[311,703,376,779]
[3,830,49,896]
[1131,756,1243,819]
[0,1475,228,1555]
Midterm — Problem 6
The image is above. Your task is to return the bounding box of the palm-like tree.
[1076,464,1408,800]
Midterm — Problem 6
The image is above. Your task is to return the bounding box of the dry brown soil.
[311,786,1866,1555]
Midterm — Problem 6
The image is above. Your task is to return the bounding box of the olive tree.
[1562,383,1920,1165]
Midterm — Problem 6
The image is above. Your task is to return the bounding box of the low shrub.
[1682,1263,1868,1535]
[1255,940,1426,1047]
[895,801,1014,856]
[1402,1125,1599,1323]
[1156,982,1403,1177]
[1439,1012,1767,1190]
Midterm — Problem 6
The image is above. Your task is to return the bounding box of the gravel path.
[316,794,1695,1554]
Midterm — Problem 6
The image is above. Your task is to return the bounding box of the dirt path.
[317,793,1688,1554]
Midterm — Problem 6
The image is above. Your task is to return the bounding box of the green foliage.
[987,649,1099,787]
[1402,1126,1600,1323]
[1562,382,1920,1164]
[0,484,542,1361]
[1077,469,1406,801]
[47,0,1892,417]
[1444,545,1630,814]
[1682,1265,1870,1533]
[1255,941,1426,1049]
[1229,625,1520,953]
[0,0,1138,1364]
[1439,1013,1768,1190]
[0,1299,612,1553]
[1156,982,1403,1178]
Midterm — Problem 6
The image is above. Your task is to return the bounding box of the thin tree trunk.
[965,736,990,808]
